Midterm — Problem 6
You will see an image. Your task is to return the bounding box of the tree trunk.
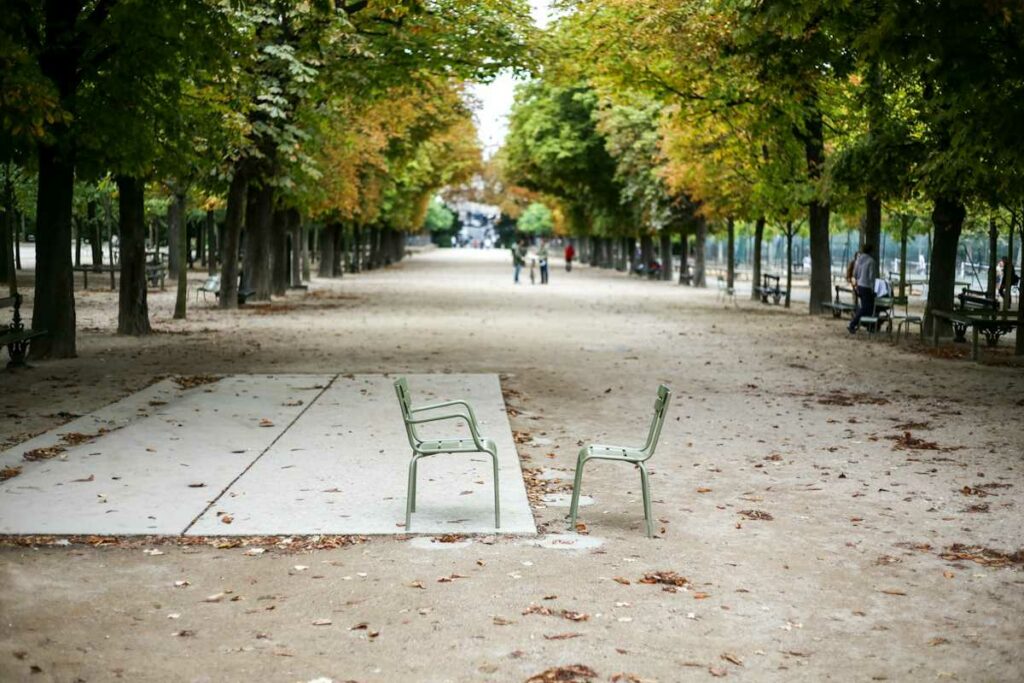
[300,221,310,281]
[219,170,247,310]
[32,145,77,357]
[318,224,336,277]
[243,183,273,300]
[271,208,288,296]
[660,232,673,281]
[16,212,23,270]
[74,216,82,268]
[726,218,736,291]
[640,234,653,276]
[206,210,217,275]
[85,200,101,268]
[898,215,910,300]
[290,209,303,288]
[863,193,881,255]
[116,176,151,335]
[167,198,181,279]
[170,193,188,319]
[693,217,707,287]
[0,171,13,287]
[986,216,998,297]
[626,236,636,274]
[333,224,344,275]
[351,226,361,272]
[751,217,765,300]
[925,196,966,337]
[785,222,794,308]
[678,228,689,284]
[805,112,832,314]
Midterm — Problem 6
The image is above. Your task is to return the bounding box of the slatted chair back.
[640,385,672,458]
[393,377,420,447]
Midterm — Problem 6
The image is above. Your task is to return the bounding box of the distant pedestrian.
[512,239,527,283]
[538,241,550,284]
[848,244,878,334]
[564,242,575,272]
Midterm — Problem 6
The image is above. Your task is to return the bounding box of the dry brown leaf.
[738,510,773,521]
[525,664,598,683]
[311,618,332,626]
[696,487,712,493]
[720,653,743,666]
[0,466,21,482]
[613,577,631,585]
[638,571,688,587]
[543,632,582,640]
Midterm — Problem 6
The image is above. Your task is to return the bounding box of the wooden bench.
[754,274,786,305]
[956,288,999,313]
[73,264,118,291]
[0,294,46,369]
[821,285,858,318]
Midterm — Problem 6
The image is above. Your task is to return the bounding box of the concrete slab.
[0,375,331,535]
[187,374,535,536]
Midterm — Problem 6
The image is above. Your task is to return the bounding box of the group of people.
[511,239,576,284]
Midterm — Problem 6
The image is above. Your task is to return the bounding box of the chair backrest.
[393,377,420,447]
[641,385,672,457]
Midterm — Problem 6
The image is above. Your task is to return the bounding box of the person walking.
[996,256,1019,305]
[538,240,550,284]
[564,241,575,272]
[512,239,527,284]
[848,244,878,334]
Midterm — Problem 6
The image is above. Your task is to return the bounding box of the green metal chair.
[394,377,500,531]
[568,385,672,538]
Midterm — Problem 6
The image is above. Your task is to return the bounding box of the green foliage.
[423,197,455,233]
[517,202,554,235]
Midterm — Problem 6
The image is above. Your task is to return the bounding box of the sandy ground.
[1,249,1022,683]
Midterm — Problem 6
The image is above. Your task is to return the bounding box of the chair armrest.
[412,399,479,423]
[406,412,485,449]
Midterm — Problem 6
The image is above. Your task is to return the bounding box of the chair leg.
[489,449,501,529]
[406,455,418,531]
[410,456,418,512]
[568,452,586,532]
[639,464,653,538]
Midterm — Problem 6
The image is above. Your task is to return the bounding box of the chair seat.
[416,437,495,454]
[584,444,645,461]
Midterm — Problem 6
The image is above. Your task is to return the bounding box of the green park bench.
[568,385,671,538]
[754,273,786,305]
[0,294,46,369]
[394,377,500,531]
[822,285,858,318]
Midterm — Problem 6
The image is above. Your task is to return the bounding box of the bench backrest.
[0,296,17,310]
[393,377,420,447]
[833,286,857,303]
[640,385,672,459]
[957,288,998,311]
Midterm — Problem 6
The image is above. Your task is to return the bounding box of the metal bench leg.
[489,448,501,529]
[639,463,653,538]
[568,451,587,531]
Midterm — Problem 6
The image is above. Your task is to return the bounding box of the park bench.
[754,273,786,305]
[822,285,858,318]
[956,288,999,313]
[73,264,118,291]
[890,296,924,343]
[0,294,45,369]
[394,377,500,531]
[569,385,671,538]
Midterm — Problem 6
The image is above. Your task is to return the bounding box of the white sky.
[468,1,553,158]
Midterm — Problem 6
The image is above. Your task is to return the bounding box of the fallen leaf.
[525,664,598,682]
[409,580,425,589]
[708,667,727,678]
[204,593,225,603]
[311,619,332,626]
[613,577,631,585]
[880,589,907,596]
[259,418,274,427]
[220,515,233,525]
[696,487,712,493]
[71,474,94,483]
[492,616,514,626]
[721,653,743,666]
[543,632,582,640]
[738,509,773,521]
